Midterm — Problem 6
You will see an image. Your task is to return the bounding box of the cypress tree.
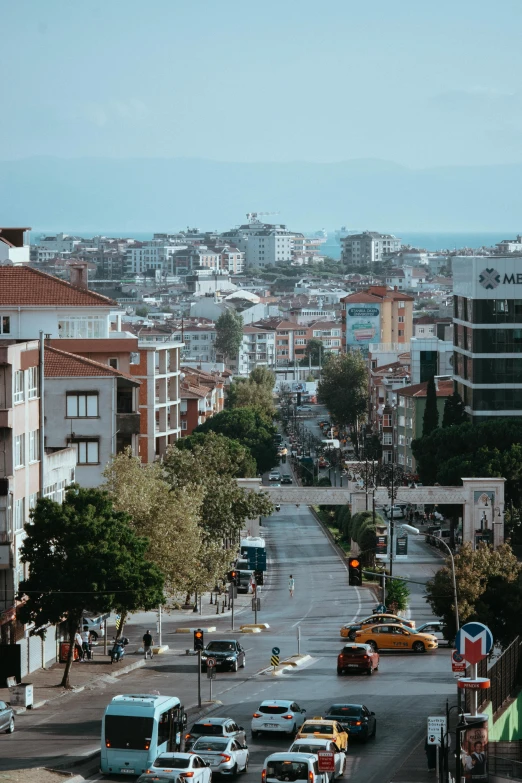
[422,376,439,436]
[442,391,466,427]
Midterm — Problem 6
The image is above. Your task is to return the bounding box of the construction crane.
[246,211,280,222]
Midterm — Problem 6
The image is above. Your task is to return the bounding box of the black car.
[326,703,376,742]
[201,639,246,672]
[0,700,15,734]
[281,475,293,484]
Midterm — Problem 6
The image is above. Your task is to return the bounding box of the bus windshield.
[105,715,154,750]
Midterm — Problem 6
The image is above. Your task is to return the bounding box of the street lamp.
[409,528,459,633]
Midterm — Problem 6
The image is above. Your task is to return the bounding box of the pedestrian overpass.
[238,477,506,548]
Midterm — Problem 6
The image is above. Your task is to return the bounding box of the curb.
[11,659,146,715]
[175,626,217,633]
[260,654,313,676]
[240,623,270,630]
[240,627,262,634]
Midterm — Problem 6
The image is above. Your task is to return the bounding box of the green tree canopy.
[301,338,323,366]
[317,353,368,428]
[193,407,278,473]
[17,487,164,688]
[386,579,410,613]
[215,309,244,359]
[226,373,275,419]
[174,431,256,477]
[422,375,439,436]
[442,390,466,427]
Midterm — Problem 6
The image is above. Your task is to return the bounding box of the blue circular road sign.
[272,646,280,655]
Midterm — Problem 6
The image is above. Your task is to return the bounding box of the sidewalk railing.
[489,755,522,780]
[471,636,522,714]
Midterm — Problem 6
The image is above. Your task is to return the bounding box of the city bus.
[100,693,187,776]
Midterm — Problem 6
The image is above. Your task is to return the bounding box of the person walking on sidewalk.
[289,575,295,598]
[81,626,92,660]
[143,630,154,659]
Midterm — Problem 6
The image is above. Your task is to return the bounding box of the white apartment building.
[341,231,401,267]
[126,242,186,276]
[37,232,81,254]
[231,325,276,376]
[222,217,296,267]
[0,227,31,266]
[496,236,522,253]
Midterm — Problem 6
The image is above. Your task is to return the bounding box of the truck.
[240,536,267,586]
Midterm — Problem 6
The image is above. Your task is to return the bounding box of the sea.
[33,230,511,260]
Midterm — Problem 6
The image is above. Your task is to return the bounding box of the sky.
[3,0,522,167]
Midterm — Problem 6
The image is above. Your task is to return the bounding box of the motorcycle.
[110,636,129,664]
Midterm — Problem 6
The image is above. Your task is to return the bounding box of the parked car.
[252,700,306,737]
[200,640,246,672]
[0,701,15,734]
[185,717,246,750]
[337,643,379,676]
[81,611,110,640]
[191,735,249,775]
[325,704,376,742]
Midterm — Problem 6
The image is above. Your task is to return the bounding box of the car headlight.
[226,656,235,661]
[201,655,208,660]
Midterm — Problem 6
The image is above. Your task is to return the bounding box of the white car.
[289,739,346,780]
[252,700,307,737]
[416,621,451,646]
[150,753,211,783]
[269,472,282,482]
[192,736,249,775]
[263,753,328,783]
[386,505,404,519]
[81,612,110,639]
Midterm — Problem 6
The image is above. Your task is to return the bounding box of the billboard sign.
[460,717,488,781]
[427,715,447,746]
[376,535,388,555]
[346,305,381,349]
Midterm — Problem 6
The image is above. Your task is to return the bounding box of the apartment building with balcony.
[341,286,414,355]
[0,227,31,266]
[0,339,76,671]
[44,346,141,487]
[395,378,453,470]
[232,324,277,375]
[180,367,224,436]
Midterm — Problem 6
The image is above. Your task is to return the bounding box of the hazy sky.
[4,0,522,167]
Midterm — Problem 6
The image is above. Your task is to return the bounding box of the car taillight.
[185,733,191,739]
[363,655,369,660]
[262,769,267,783]
[144,743,150,750]
[105,741,111,747]
[308,771,314,783]
[220,754,232,762]
[180,773,194,778]
[355,721,362,726]
[282,714,294,719]
[253,713,262,718]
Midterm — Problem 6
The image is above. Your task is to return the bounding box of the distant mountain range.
[1,156,521,233]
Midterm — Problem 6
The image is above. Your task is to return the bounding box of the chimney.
[69,263,89,289]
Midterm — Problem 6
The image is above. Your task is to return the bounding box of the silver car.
[0,700,15,734]
[192,736,249,775]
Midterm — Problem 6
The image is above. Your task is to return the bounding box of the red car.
[337,643,379,676]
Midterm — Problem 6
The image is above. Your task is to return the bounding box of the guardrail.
[489,755,522,780]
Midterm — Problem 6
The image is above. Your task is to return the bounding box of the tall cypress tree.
[442,391,466,427]
[422,375,439,436]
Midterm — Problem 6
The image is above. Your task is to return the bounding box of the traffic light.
[193,629,204,650]
[348,558,362,586]
[228,570,240,586]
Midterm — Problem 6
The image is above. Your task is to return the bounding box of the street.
[0,500,454,783]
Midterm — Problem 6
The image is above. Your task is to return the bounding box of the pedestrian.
[75,630,84,662]
[143,629,154,659]
[81,626,92,660]
[288,574,295,598]
[424,737,437,772]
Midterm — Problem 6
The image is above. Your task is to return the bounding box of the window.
[398,329,404,336]
[382,433,393,445]
[28,493,38,511]
[0,315,10,334]
[66,393,99,418]
[14,370,24,404]
[14,498,25,531]
[72,440,100,464]
[58,316,105,339]
[398,301,405,309]
[14,434,25,468]
[108,358,118,369]
[28,429,40,463]
[398,316,404,323]
[181,420,188,430]
[26,366,38,399]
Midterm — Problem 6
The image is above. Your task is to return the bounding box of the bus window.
[105,715,153,750]
[158,709,172,747]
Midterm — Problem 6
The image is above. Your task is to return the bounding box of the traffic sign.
[207,668,216,680]
[270,655,280,667]
[427,716,447,745]
[206,657,217,668]
[316,752,335,773]
[455,622,494,665]
[272,646,280,655]
[451,649,466,673]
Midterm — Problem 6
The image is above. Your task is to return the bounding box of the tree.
[386,579,410,613]
[174,431,256,477]
[317,353,368,428]
[301,338,323,366]
[215,309,243,360]
[193,407,278,473]
[426,542,521,647]
[442,390,466,427]
[103,450,205,612]
[226,377,275,419]
[422,375,439,436]
[17,487,164,689]
[249,366,275,390]
[135,305,149,317]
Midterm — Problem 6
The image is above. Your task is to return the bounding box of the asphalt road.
[0,502,455,783]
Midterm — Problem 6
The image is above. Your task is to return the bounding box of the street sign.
[316,752,336,773]
[396,536,408,556]
[451,649,466,673]
[272,646,280,655]
[207,668,216,680]
[252,597,261,611]
[376,535,388,555]
[206,657,217,668]
[455,622,494,665]
[427,716,447,745]
[270,655,280,667]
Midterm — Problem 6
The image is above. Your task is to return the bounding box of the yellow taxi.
[340,613,415,639]
[354,623,438,653]
[295,717,349,751]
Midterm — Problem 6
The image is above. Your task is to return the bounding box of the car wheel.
[292,723,298,736]
[369,640,378,652]
[367,666,373,676]
[348,631,356,641]
[233,660,238,672]
[413,641,425,653]
[337,668,343,675]
[252,730,259,739]
[372,722,377,738]
[90,630,98,641]
[233,764,238,776]
[6,717,14,734]
[241,656,246,669]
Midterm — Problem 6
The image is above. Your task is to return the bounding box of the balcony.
[0,410,12,428]
[116,412,141,436]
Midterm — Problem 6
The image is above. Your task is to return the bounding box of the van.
[263,753,328,783]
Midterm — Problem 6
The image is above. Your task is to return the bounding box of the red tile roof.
[0,266,115,306]
[399,379,453,398]
[44,346,139,382]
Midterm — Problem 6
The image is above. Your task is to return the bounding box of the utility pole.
[197,649,201,707]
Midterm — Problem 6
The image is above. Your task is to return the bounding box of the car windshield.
[105,715,154,750]
[192,739,229,751]
[206,642,235,652]
[153,756,191,769]
[191,724,224,735]
[259,705,289,714]
[303,724,333,734]
[341,647,367,656]
[291,743,328,753]
[327,706,361,718]
[266,762,310,781]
